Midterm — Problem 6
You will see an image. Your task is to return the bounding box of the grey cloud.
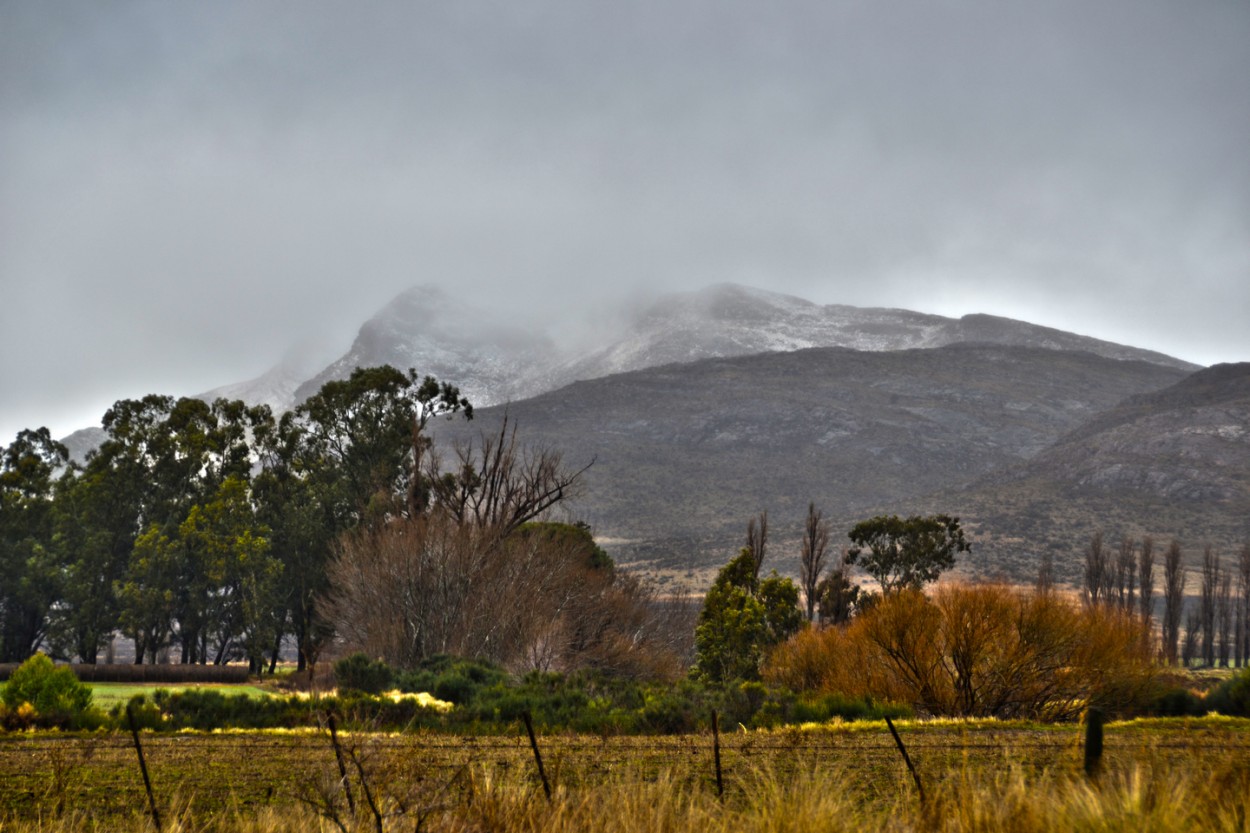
[1,0,1247,442]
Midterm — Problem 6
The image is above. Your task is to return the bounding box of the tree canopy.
[845,514,970,595]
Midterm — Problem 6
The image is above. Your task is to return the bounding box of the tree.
[1162,541,1186,665]
[319,412,652,675]
[252,411,332,672]
[1035,550,1055,595]
[1138,536,1155,636]
[423,414,589,538]
[1218,569,1233,668]
[1082,531,1110,607]
[94,394,273,664]
[694,534,803,684]
[272,366,471,671]
[116,526,177,664]
[845,514,969,595]
[1201,546,1219,667]
[174,476,281,670]
[815,560,860,626]
[296,365,470,525]
[1237,544,1250,668]
[799,503,830,623]
[745,511,768,584]
[1115,536,1136,611]
[0,429,69,662]
[48,461,136,663]
[325,514,674,675]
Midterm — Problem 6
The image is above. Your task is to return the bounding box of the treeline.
[1070,532,1250,668]
[692,508,1250,719]
[0,366,684,676]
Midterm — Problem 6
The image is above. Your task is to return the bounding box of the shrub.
[765,584,1161,720]
[395,656,507,705]
[333,652,394,695]
[1205,666,1250,717]
[2,653,93,726]
[1150,686,1206,717]
[790,692,913,723]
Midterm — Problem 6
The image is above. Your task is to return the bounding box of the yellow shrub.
[765,583,1159,719]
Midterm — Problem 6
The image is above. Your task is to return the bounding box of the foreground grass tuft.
[0,718,1247,832]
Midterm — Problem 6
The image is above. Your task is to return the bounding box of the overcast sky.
[2,0,1248,444]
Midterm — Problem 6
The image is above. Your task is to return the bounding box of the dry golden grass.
[0,719,1247,832]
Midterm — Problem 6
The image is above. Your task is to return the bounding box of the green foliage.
[790,692,914,723]
[1,652,92,725]
[1205,667,1250,717]
[846,513,970,594]
[815,568,860,625]
[333,652,395,694]
[694,549,803,684]
[516,521,614,572]
[0,429,68,662]
[1148,686,1206,717]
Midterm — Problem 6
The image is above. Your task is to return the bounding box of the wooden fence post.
[1084,707,1105,779]
[522,711,552,801]
[126,703,161,832]
[885,715,925,805]
[711,710,724,799]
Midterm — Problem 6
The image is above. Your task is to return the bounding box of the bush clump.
[765,585,1160,720]
[1205,667,1250,717]
[333,653,394,695]
[2,653,93,725]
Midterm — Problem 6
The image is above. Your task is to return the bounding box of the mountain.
[291,286,561,410]
[200,343,331,416]
[937,363,1250,584]
[425,343,1190,583]
[554,284,1198,386]
[60,426,107,465]
[207,283,1196,419]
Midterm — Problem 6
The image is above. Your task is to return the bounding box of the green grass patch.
[87,683,272,710]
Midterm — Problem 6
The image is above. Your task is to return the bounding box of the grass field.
[84,683,272,711]
[0,681,274,714]
[0,716,1247,831]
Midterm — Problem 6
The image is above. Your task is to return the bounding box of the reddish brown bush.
[764,583,1160,719]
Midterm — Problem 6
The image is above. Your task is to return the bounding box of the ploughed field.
[1,718,1248,831]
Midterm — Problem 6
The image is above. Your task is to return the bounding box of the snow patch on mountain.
[197,281,1200,419]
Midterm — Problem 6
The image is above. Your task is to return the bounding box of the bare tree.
[1138,536,1155,631]
[1200,546,1219,667]
[1162,540,1185,665]
[816,555,860,626]
[1083,532,1110,607]
[745,510,768,583]
[1217,569,1233,667]
[1115,536,1137,611]
[425,414,592,537]
[1181,608,1200,667]
[1035,550,1055,595]
[327,516,682,676]
[1238,543,1250,668]
[325,416,684,676]
[799,503,830,622]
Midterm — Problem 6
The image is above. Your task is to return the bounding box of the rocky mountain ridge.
[201,282,1198,416]
[424,342,1192,582]
[936,362,1250,583]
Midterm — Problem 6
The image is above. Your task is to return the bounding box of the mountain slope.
[292,285,561,409]
[200,345,329,416]
[552,284,1198,387]
[938,363,1250,583]
[427,343,1189,576]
